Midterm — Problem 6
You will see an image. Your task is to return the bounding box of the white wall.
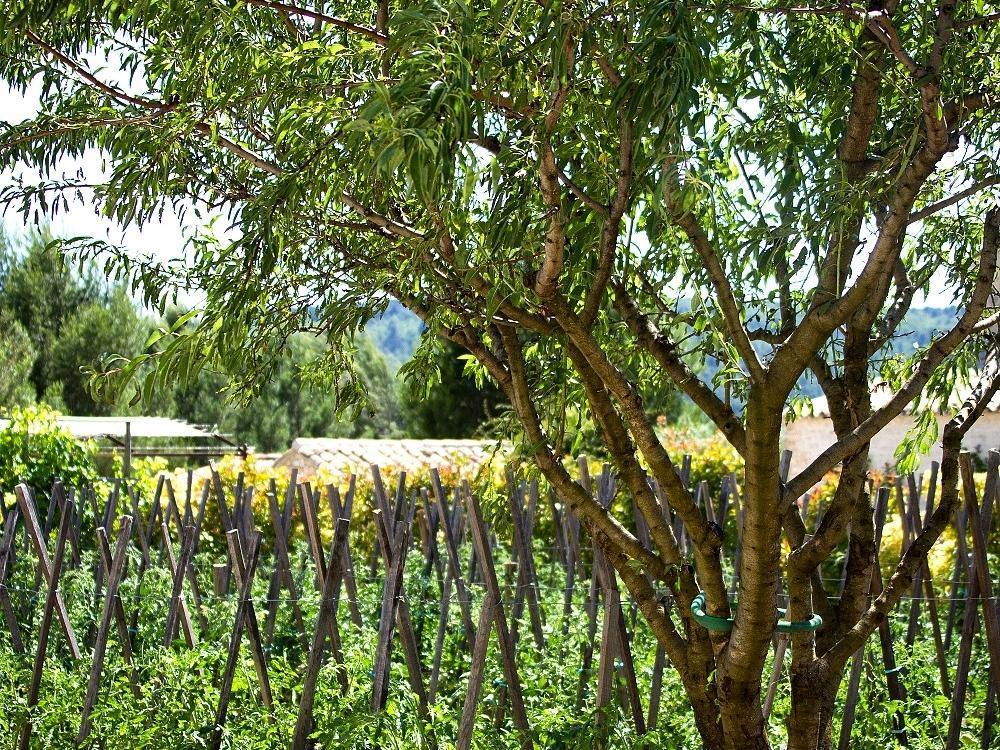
[783,412,1000,479]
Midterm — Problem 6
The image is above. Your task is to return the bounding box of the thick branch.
[786,210,999,497]
[493,325,673,581]
[542,294,729,617]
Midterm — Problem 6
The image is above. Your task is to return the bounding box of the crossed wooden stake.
[292,516,350,750]
[15,483,81,750]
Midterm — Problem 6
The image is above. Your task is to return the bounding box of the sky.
[1,84,214,271]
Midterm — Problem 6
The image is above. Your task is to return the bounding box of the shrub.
[143,452,505,553]
[659,428,744,489]
[0,404,97,507]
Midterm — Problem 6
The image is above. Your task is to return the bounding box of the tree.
[2,4,998,749]
[170,327,402,450]
[0,309,35,409]
[0,229,104,399]
[402,339,504,438]
[47,288,154,414]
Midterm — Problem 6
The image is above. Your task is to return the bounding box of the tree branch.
[24,29,167,110]
[492,325,673,581]
[786,210,999,497]
[908,176,1000,224]
[824,358,1000,669]
[579,115,634,329]
[660,162,765,382]
[241,0,387,43]
[614,284,747,454]
[534,37,574,300]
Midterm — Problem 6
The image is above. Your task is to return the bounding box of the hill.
[365,300,423,371]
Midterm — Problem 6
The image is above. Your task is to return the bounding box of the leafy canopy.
[2,3,1000,746]
[1,1,995,423]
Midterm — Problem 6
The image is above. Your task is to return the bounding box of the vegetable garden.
[0,451,998,749]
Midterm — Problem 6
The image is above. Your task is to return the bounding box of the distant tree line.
[0,230,502,450]
[2,230,960,455]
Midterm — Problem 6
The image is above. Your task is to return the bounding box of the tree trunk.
[685,677,727,750]
[719,684,770,749]
[787,662,840,750]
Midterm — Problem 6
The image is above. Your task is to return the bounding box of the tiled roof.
[273,437,497,477]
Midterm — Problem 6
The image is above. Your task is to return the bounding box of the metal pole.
[123,422,132,480]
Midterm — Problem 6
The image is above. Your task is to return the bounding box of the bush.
[142,452,503,554]
[659,428,744,488]
[0,405,97,507]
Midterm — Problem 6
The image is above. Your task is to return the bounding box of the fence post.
[465,483,534,750]
[17,487,74,750]
[77,516,134,744]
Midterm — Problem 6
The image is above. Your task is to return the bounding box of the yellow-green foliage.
[0,405,97,507]
[660,429,744,488]
[806,468,965,586]
[143,453,508,551]
[878,471,986,587]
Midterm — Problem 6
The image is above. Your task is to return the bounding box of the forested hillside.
[364,299,423,370]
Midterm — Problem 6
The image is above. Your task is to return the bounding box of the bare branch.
[660,161,765,382]
[614,284,748,454]
[534,38,575,300]
[908,176,1000,223]
[955,11,1000,29]
[580,119,634,329]
[556,166,609,214]
[24,29,167,110]
[241,0,387,43]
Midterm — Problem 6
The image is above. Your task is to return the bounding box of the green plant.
[0,405,97,505]
[6,4,999,744]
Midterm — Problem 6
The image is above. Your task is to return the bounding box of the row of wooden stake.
[0,450,997,749]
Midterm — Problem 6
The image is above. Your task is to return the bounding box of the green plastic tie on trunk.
[690,592,823,633]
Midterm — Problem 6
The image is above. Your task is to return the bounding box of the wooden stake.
[0,503,24,654]
[465,484,533,750]
[162,523,197,647]
[291,518,351,750]
[18,488,74,750]
[210,532,262,750]
[456,589,498,750]
[15,483,80,659]
[431,468,476,647]
[224,528,274,710]
[95,524,140,697]
[960,452,1000,695]
[77,516,134,744]
[945,462,995,750]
